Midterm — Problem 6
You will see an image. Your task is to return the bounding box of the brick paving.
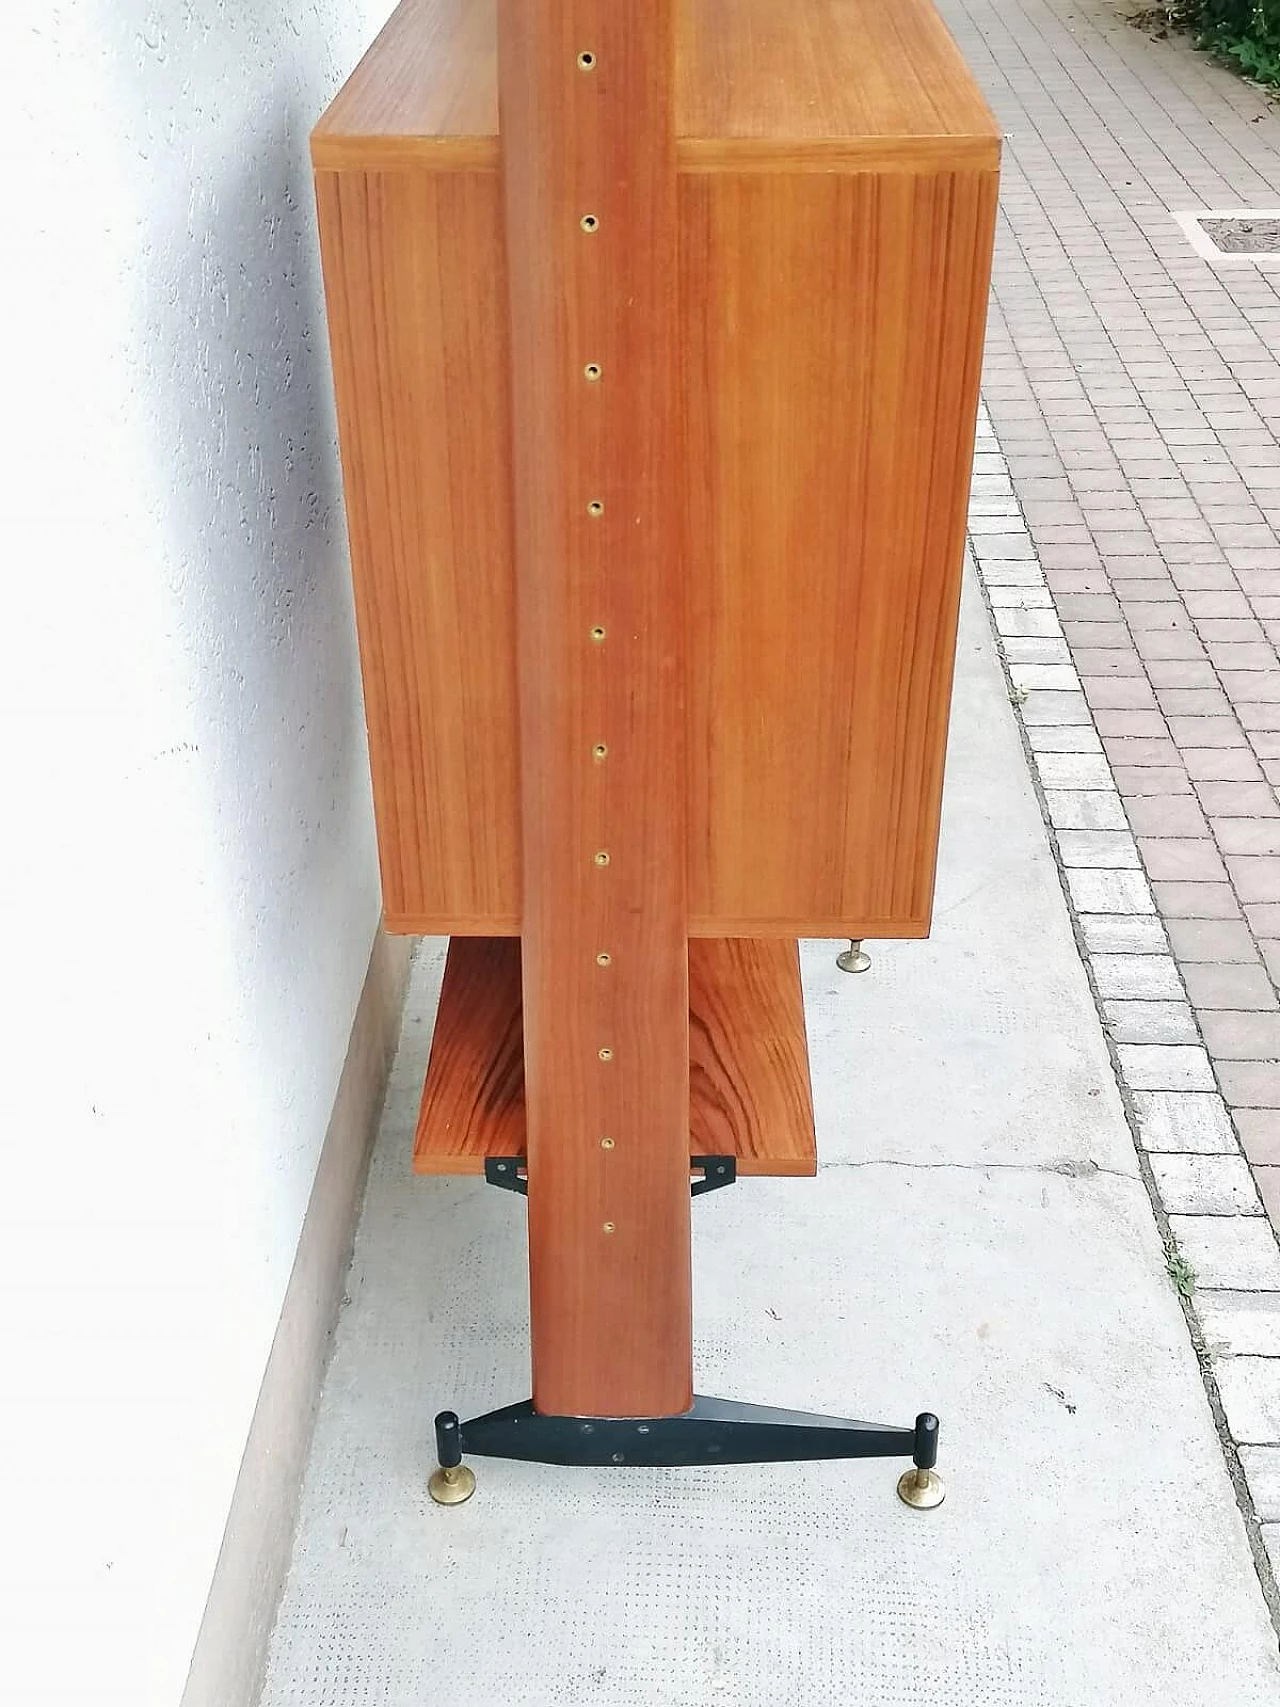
[936,4,1280,1228]
[933,0,1280,1592]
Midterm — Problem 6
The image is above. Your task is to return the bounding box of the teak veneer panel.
[314,167,521,931]
[414,938,816,1178]
[684,168,998,933]
[314,0,999,943]
[312,0,1000,171]
[502,0,692,1417]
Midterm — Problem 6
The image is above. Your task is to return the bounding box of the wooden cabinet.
[314,0,998,1420]
[313,0,999,942]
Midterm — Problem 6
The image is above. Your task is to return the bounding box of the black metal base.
[435,1400,939,1472]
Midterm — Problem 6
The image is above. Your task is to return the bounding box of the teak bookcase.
[313,0,999,1499]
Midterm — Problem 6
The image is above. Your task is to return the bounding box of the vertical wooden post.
[499,2,691,1417]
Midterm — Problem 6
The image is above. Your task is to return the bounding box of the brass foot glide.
[427,1463,476,1506]
[896,1412,945,1509]
[427,1413,477,1506]
[836,939,872,974]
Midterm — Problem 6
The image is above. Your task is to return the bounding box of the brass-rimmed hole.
[600,1136,615,1150]
[577,49,596,69]
[602,1220,616,1234]
[596,952,612,967]
[583,362,602,382]
[592,743,608,761]
[587,499,604,518]
[590,625,606,642]
[593,850,610,866]
[580,214,599,233]
[598,1047,613,1062]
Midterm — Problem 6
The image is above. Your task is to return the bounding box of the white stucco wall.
[0,5,386,1702]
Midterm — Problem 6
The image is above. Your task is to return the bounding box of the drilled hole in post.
[583,363,602,383]
[602,1221,616,1234]
[587,500,604,518]
[596,952,611,966]
[590,625,606,642]
[592,743,608,761]
[577,49,596,69]
[598,1047,613,1062]
[600,1136,615,1149]
[580,214,599,233]
[593,850,610,866]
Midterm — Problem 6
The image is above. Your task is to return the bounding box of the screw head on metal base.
[836,941,871,974]
[897,1466,945,1509]
[428,1463,476,1506]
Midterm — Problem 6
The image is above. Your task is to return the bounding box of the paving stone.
[991,606,1061,638]
[1218,1062,1280,1108]
[1170,1214,1280,1290]
[1010,662,1082,693]
[1215,1358,1280,1446]
[1198,1293,1280,1358]
[1112,768,1195,799]
[1239,1447,1280,1522]
[1199,1012,1280,1062]
[1117,1045,1215,1091]
[1078,915,1168,955]
[987,586,1052,609]
[1066,869,1154,914]
[1092,710,1169,740]
[1256,1167,1280,1230]
[1195,781,1280,817]
[1137,839,1228,883]
[1227,856,1280,905]
[1180,962,1279,1012]
[1091,955,1183,1000]
[1020,691,1094,726]
[1104,1001,1199,1045]
[1122,795,1209,837]
[1166,918,1257,963]
[1027,725,1103,754]
[1148,1153,1262,1216]
[1003,636,1074,666]
[1150,882,1242,920]
[1236,1111,1280,1167]
[1212,820,1280,857]
[1037,752,1116,790]
[1043,790,1128,831]
[1056,830,1138,868]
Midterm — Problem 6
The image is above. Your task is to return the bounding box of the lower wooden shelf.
[413,936,816,1177]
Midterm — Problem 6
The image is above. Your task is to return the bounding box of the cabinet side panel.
[315,167,520,932]
[683,169,997,936]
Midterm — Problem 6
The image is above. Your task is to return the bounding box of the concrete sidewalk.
[260,578,1280,1706]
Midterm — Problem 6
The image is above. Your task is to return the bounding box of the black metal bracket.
[434,1400,939,1472]
[484,1154,737,1200]
[483,1157,527,1196]
[690,1155,736,1196]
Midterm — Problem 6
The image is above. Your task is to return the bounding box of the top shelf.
[312,0,1001,173]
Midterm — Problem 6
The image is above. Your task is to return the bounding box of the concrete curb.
[969,399,1280,1614]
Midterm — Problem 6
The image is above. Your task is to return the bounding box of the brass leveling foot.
[897,1412,945,1509]
[427,1412,476,1506]
[836,939,871,974]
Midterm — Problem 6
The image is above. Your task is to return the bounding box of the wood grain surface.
[414,938,816,1177]
[313,0,999,944]
[314,167,521,933]
[683,167,999,935]
[501,0,693,1417]
[311,0,1000,173]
